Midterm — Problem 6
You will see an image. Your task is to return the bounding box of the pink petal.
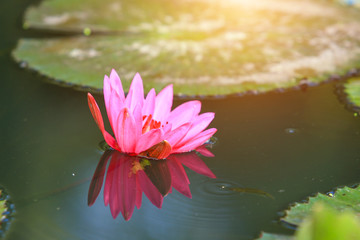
[87,93,120,151]
[115,108,137,153]
[124,89,133,109]
[143,88,156,117]
[132,104,143,140]
[173,128,217,153]
[153,84,173,123]
[195,145,215,157]
[103,75,111,110]
[127,73,144,112]
[109,69,125,102]
[164,123,191,147]
[107,89,124,131]
[135,128,163,154]
[178,152,216,179]
[179,112,215,145]
[167,100,201,129]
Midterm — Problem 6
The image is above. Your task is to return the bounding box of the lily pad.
[342,77,360,109]
[13,0,360,96]
[282,185,360,226]
[0,191,6,220]
[258,202,360,240]
[0,188,13,238]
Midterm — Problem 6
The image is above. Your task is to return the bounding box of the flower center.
[142,114,168,134]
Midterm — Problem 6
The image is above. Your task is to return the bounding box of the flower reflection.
[88,149,215,221]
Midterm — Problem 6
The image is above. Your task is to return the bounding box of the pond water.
[2,1,360,240]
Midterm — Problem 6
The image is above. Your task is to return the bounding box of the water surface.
[1,1,360,239]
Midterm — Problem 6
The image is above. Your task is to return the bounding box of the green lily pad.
[0,187,13,238]
[342,77,360,109]
[13,0,360,96]
[258,202,360,240]
[0,190,6,220]
[283,185,360,226]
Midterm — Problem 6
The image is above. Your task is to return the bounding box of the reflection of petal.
[115,153,137,221]
[137,170,163,208]
[195,145,215,157]
[88,150,112,206]
[173,152,216,179]
[167,158,192,198]
[142,159,171,196]
[88,148,216,221]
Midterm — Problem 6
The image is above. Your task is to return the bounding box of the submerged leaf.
[229,187,274,199]
[13,0,360,96]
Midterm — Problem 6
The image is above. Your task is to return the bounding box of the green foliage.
[344,77,360,108]
[0,190,8,230]
[283,185,360,226]
[13,0,360,96]
[257,185,360,240]
[296,203,360,240]
[258,203,360,240]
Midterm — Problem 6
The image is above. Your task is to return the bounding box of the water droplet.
[285,128,299,134]
[71,172,76,176]
[326,191,335,197]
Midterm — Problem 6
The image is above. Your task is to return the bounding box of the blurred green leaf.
[13,0,360,96]
[344,77,360,108]
[296,203,360,240]
[0,189,8,231]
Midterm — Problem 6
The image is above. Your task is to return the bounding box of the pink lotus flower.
[88,150,216,221]
[87,69,217,159]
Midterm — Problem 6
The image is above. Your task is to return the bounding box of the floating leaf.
[257,202,360,240]
[0,188,13,238]
[282,185,360,226]
[13,0,360,96]
[0,190,6,220]
[343,77,360,109]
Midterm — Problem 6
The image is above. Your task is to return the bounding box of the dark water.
[1,1,360,239]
